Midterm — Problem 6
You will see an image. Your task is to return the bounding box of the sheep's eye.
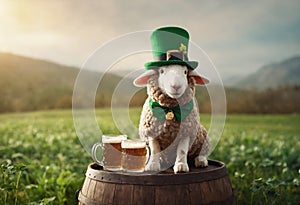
[160,69,164,74]
[184,70,188,75]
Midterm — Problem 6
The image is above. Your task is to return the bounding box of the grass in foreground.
[0,109,299,204]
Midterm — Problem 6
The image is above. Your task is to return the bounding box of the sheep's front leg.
[145,138,161,171]
[174,137,190,174]
[195,137,209,167]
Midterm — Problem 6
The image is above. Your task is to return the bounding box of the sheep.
[134,64,210,173]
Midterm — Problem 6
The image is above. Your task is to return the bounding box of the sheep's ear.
[133,70,156,87]
[189,70,210,85]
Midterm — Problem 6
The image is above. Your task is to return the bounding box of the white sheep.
[134,64,210,173]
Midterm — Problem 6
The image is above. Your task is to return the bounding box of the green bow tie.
[149,98,194,122]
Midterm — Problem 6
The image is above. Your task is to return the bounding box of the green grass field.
[0,109,299,204]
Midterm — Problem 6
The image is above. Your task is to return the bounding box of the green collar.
[149,98,194,122]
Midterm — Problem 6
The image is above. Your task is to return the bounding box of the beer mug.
[121,140,150,173]
[92,135,127,171]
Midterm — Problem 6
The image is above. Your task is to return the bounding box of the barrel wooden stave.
[131,185,155,205]
[78,160,235,205]
[189,176,234,205]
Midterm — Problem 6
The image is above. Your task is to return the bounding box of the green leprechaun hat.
[145,26,198,70]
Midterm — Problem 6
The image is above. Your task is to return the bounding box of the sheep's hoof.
[195,155,208,167]
[145,162,161,171]
[173,162,189,174]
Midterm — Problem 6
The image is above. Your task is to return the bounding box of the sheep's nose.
[171,85,181,91]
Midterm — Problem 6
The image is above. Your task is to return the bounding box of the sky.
[1,0,300,80]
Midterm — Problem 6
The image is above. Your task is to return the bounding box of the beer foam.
[102,135,127,143]
[121,140,146,149]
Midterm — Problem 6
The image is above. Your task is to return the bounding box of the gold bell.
[165,111,174,120]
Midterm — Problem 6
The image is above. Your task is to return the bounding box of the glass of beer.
[92,135,127,171]
[121,140,149,173]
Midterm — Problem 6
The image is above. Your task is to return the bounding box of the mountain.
[222,74,244,87]
[0,52,133,112]
[0,53,77,112]
[1,52,299,114]
[235,56,300,90]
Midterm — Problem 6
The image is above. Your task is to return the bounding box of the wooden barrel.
[78,160,235,205]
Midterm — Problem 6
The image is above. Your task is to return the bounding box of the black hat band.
[155,50,189,61]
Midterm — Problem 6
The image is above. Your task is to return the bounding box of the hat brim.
[144,60,198,70]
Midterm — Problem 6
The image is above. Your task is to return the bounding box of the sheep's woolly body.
[139,71,209,166]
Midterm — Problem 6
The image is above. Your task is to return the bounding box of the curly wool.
[139,70,210,165]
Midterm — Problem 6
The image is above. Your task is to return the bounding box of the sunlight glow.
[0,1,7,16]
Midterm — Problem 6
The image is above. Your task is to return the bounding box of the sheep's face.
[133,65,209,96]
[158,65,189,99]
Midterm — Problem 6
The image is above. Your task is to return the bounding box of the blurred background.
[0,0,299,113]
